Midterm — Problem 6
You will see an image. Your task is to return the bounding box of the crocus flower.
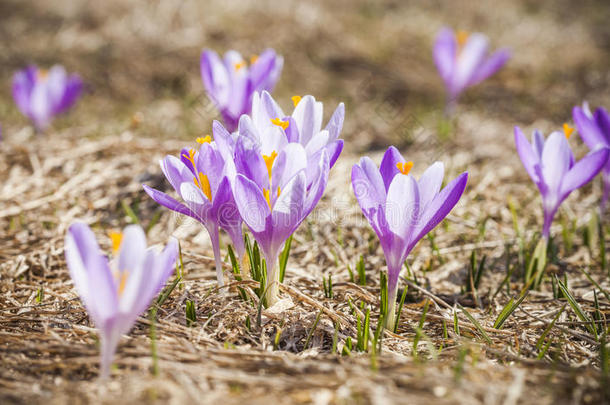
[229,91,345,171]
[515,126,609,238]
[232,139,331,306]
[65,223,178,379]
[143,136,244,287]
[201,49,283,132]
[433,27,510,112]
[12,65,83,131]
[352,146,468,328]
[573,102,610,212]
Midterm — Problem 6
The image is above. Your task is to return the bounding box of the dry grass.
[2,0,610,404]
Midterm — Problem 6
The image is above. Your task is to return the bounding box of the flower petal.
[560,147,609,199]
[233,174,270,233]
[418,162,444,208]
[379,146,405,191]
[433,27,456,85]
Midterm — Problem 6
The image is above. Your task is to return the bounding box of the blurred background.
[1,0,609,153]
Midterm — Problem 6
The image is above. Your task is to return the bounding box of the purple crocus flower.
[433,27,510,112]
[232,138,331,306]
[201,49,283,132]
[143,136,244,287]
[514,126,609,239]
[352,146,468,328]
[65,223,178,379]
[573,102,610,212]
[12,65,83,131]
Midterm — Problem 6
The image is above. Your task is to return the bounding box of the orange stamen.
[234,61,246,71]
[270,118,289,130]
[291,96,302,107]
[250,55,259,64]
[196,135,212,144]
[109,232,123,254]
[456,30,469,47]
[194,172,212,201]
[262,151,278,180]
[563,123,574,139]
[396,161,414,175]
[117,272,128,296]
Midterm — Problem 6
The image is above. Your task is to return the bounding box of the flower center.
[270,118,289,130]
[182,148,213,200]
[396,161,414,175]
[291,96,302,107]
[262,151,278,181]
[109,231,123,254]
[36,69,49,81]
[456,30,469,48]
[563,123,574,139]
[263,187,281,209]
[196,135,212,144]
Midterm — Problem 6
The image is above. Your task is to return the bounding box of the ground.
[1,0,610,404]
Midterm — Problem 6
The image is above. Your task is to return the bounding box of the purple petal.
[452,33,489,96]
[65,223,117,325]
[410,172,468,250]
[379,146,405,191]
[385,173,419,239]
[233,174,270,233]
[433,27,457,85]
[595,107,610,140]
[325,102,345,142]
[514,126,539,182]
[467,48,510,87]
[292,95,323,146]
[271,171,306,247]
[117,225,147,274]
[143,185,197,219]
[418,162,444,207]
[200,49,230,107]
[541,132,571,192]
[249,48,281,91]
[573,105,608,149]
[560,147,610,199]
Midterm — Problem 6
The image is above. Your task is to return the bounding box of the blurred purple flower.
[514,126,609,238]
[573,102,610,212]
[65,223,178,379]
[433,27,510,111]
[12,65,83,131]
[352,146,468,327]
[232,138,330,306]
[201,49,283,132]
[143,137,244,287]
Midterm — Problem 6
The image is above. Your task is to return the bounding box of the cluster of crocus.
[12,65,83,131]
[201,49,283,132]
[573,103,610,212]
[145,89,344,305]
[514,125,609,285]
[143,135,244,287]
[65,223,178,379]
[434,27,510,113]
[352,146,468,327]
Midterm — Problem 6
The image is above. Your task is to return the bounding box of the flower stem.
[264,258,280,306]
[209,226,224,287]
[385,285,398,330]
[99,332,119,380]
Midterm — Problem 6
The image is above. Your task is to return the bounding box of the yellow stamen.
[270,117,289,130]
[396,161,414,175]
[37,69,49,80]
[263,187,281,210]
[234,61,246,71]
[456,30,469,47]
[117,271,128,296]
[563,123,574,139]
[250,54,259,64]
[291,95,302,107]
[262,151,278,180]
[109,231,123,254]
[196,135,212,144]
[194,172,212,200]
[182,148,197,167]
